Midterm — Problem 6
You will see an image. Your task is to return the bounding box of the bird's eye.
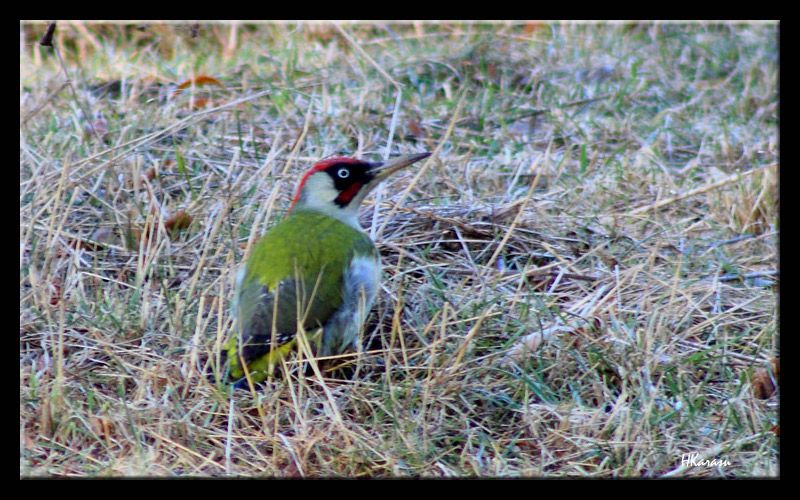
[337,168,350,179]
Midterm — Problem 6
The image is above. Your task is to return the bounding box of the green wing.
[226,210,376,382]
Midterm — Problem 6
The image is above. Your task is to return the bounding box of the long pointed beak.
[369,152,431,184]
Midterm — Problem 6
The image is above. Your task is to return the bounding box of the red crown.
[289,157,367,210]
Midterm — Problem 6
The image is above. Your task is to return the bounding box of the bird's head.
[289,152,430,226]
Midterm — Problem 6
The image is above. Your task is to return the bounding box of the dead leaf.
[39,394,52,436]
[91,416,116,441]
[407,119,425,139]
[752,357,779,399]
[501,324,570,366]
[84,116,109,141]
[522,21,543,35]
[173,75,224,96]
[191,97,213,109]
[125,222,158,250]
[144,166,158,181]
[49,277,62,306]
[68,228,114,251]
[165,211,193,237]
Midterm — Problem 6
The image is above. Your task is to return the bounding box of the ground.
[20,21,778,477]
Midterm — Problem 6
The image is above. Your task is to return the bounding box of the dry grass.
[20,21,778,477]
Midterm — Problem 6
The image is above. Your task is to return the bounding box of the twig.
[706,233,757,250]
[523,269,600,282]
[71,87,292,184]
[623,164,775,217]
[484,151,545,272]
[334,24,406,240]
[149,431,227,472]
[281,92,316,175]
[371,91,405,239]
[333,24,402,89]
[560,93,614,110]
[40,21,102,143]
[225,395,234,475]
[20,81,69,126]
[718,270,777,282]
[376,88,468,238]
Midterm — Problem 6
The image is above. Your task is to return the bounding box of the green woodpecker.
[224,152,431,385]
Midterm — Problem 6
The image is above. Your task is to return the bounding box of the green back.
[228,210,377,382]
[244,209,377,315]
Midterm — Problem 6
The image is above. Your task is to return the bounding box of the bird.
[224,152,431,385]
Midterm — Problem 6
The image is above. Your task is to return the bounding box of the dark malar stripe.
[335,181,363,207]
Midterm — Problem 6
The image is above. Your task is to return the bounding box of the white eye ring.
[337,168,350,179]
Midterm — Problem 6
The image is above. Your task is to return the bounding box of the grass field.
[20,21,778,477]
